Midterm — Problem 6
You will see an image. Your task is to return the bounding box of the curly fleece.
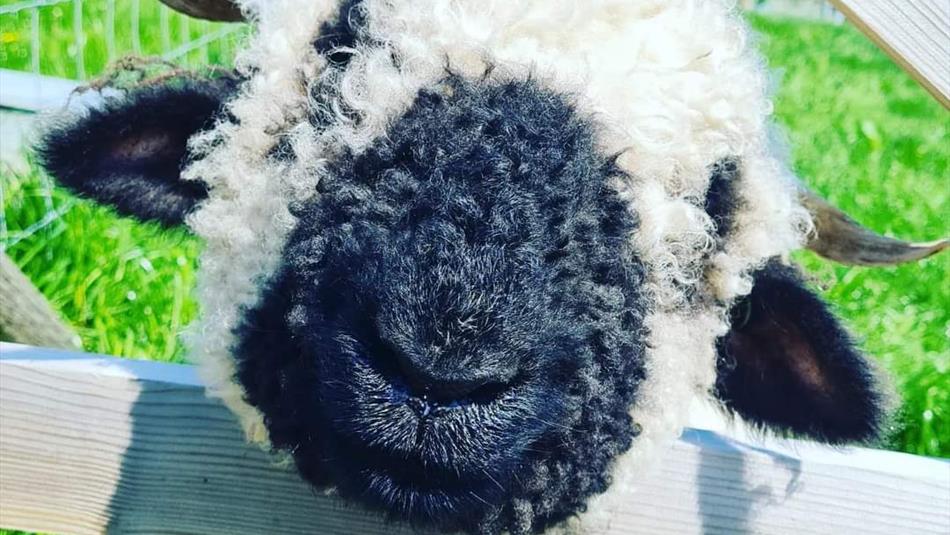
[181,1,811,532]
[235,76,648,533]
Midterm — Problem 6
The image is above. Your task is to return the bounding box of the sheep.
[36,1,948,533]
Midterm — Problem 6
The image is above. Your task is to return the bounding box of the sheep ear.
[714,261,885,443]
[37,76,238,226]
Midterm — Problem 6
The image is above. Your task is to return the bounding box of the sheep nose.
[392,350,516,406]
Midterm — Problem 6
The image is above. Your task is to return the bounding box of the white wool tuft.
[182,0,810,528]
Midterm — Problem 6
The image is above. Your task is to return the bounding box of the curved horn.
[158,0,244,22]
[800,189,949,266]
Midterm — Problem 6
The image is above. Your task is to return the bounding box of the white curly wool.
[182,0,340,445]
[182,0,810,528]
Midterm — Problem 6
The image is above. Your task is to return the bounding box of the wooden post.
[829,0,950,109]
[1,343,948,535]
[0,252,81,349]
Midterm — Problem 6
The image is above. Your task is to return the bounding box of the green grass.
[0,0,242,80]
[1,167,201,361]
[0,3,947,479]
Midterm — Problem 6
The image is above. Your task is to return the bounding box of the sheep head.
[36,1,946,533]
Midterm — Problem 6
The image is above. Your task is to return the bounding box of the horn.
[800,189,949,266]
[158,0,244,22]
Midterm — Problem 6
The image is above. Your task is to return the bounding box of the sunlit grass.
[0,0,243,80]
[1,164,201,362]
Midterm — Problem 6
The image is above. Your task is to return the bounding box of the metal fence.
[0,0,244,80]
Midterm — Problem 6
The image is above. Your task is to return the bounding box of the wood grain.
[0,253,81,350]
[830,0,950,108]
[1,343,948,534]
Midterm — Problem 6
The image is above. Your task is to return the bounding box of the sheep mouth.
[318,363,543,477]
[321,427,517,525]
[314,354,556,524]
[358,466,504,525]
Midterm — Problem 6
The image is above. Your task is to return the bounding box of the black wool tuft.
[234,75,650,534]
[280,0,370,152]
[36,76,238,226]
[704,157,742,239]
[313,0,367,66]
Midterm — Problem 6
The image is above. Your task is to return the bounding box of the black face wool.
[715,260,885,443]
[233,75,649,535]
[37,76,239,226]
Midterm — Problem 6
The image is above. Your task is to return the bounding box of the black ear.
[37,75,239,226]
[714,260,886,443]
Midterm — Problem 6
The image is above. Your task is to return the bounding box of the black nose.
[390,348,517,404]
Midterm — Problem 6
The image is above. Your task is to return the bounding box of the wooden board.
[1,342,948,534]
[830,0,950,108]
[0,252,81,350]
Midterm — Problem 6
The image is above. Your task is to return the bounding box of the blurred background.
[0,0,947,467]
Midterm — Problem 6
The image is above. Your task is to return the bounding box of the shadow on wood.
[106,370,425,534]
[692,430,803,534]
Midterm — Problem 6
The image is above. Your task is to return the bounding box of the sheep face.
[36,1,946,533]
[232,76,648,531]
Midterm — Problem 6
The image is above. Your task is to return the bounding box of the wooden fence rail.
[830,0,950,109]
[0,252,81,350]
[1,342,948,534]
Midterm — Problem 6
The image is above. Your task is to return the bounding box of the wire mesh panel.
[0,0,246,251]
[0,0,244,80]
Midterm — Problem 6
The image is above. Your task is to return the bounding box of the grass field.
[0,2,947,478]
